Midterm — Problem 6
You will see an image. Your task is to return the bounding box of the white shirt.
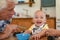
[32,24,45,34]
[29,24,49,35]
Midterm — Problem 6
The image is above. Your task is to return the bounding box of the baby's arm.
[31,29,47,40]
[24,25,34,34]
[31,24,49,39]
[38,29,47,38]
[24,30,32,34]
[46,29,60,37]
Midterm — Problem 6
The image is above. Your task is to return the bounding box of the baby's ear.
[32,19,34,23]
[44,19,46,23]
[45,20,46,23]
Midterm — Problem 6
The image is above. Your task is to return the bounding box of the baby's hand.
[31,34,41,40]
[24,30,31,34]
[30,30,47,40]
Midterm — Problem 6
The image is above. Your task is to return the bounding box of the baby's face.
[33,11,46,27]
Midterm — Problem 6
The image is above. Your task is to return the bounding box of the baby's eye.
[40,17,43,19]
[35,16,38,19]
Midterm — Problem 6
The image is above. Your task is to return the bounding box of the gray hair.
[7,0,18,3]
[0,0,7,10]
[0,0,17,11]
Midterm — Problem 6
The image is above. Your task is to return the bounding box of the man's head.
[33,10,46,27]
[0,0,16,20]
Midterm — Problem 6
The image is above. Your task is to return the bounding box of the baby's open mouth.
[36,22,42,24]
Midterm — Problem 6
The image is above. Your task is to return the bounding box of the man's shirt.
[0,20,10,32]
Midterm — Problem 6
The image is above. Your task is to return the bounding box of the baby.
[25,10,48,34]
[24,10,49,40]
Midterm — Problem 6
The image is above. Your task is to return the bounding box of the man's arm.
[46,29,60,37]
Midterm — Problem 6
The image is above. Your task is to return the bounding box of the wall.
[14,0,40,18]
[56,0,60,30]
[13,0,57,29]
[42,7,56,17]
[14,0,56,18]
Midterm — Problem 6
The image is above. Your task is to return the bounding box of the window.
[18,0,24,3]
[41,0,56,7]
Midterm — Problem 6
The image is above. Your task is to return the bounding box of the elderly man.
[0,0,17,40]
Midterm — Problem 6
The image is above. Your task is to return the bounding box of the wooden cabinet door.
[11,18,56,31]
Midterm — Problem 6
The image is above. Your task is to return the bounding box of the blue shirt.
[0,20,10,33]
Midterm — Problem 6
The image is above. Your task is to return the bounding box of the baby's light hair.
[33,10,46,19]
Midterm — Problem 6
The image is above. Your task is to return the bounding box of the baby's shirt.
[29,24,49,35]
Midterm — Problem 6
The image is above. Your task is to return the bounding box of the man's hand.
[4,24,18,33]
